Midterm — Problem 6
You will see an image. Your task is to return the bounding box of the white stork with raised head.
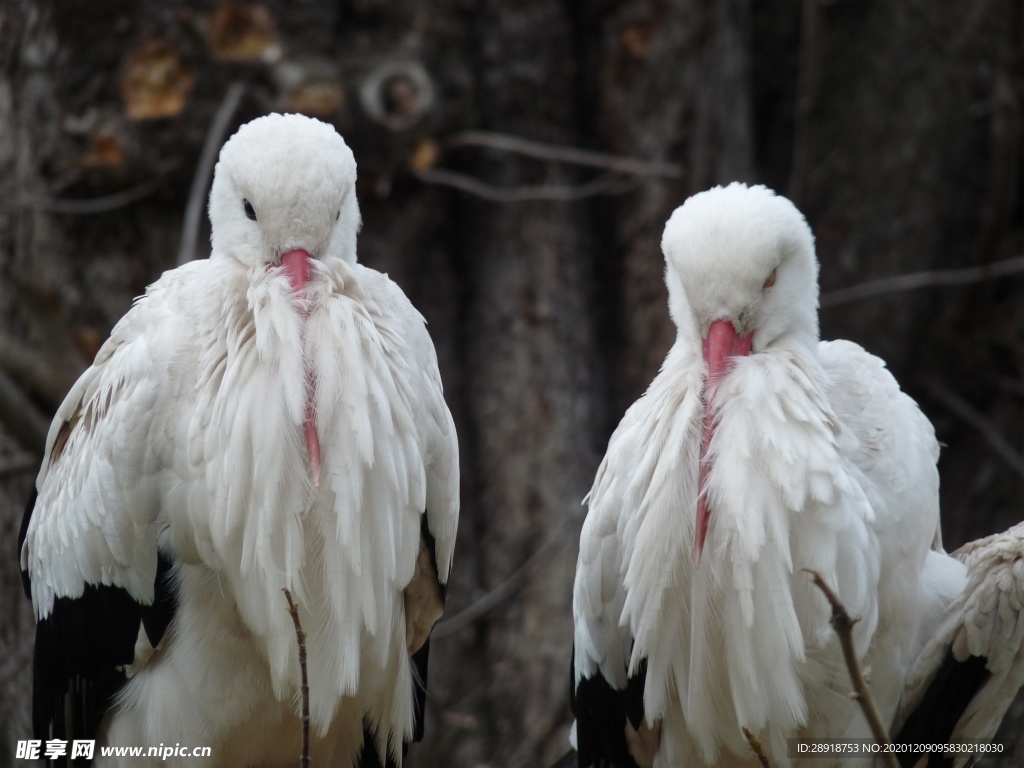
[19,113,459,767]
[570,182,969,767]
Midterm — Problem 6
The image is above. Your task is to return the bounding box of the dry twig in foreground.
[803,569,900,768]
[742,726,773,768]
[282,587,311,768]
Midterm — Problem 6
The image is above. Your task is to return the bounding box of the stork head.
[208,113,361,284]
[660,183,819,565]
[662,182,819,356]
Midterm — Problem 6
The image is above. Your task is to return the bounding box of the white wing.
[21,262,202,617]
[814,340,959,737]
[895,523,1024,757]
[572,348,701,767]
[573,408,636,690]
[383,271,459,584]
[372,268,459,657]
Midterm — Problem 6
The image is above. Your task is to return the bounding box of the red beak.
[695,319,753,567]
[281,249,315,296]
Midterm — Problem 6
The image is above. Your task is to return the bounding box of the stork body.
[19,114,459,767]
[571,183,965,767]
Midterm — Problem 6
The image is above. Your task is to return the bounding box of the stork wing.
[369,269,459,750]
[21,290,182,613]
[18,269,191,742]
[572,456,643,768]
[894,523,1024,766]
[572,381,687,768]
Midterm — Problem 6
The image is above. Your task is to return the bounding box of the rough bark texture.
[1,1,1020,765]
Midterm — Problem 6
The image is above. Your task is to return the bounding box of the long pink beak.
[282,248,315,295]
[695,319,753,567]
[281,249,321,486]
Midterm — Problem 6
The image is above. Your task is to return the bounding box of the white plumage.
[20,113,459,767]
[893,522,1024,766]
[571,183,967,767]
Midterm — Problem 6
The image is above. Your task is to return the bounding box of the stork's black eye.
[336,209,341,222]
[244,199,257,221]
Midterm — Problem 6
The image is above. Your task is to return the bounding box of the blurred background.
[0,1,1020,765]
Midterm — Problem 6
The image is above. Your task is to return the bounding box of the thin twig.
[431,531,566,638]
[177,82,245,265]
[741,727,772,768]
[282,588,311,768]
[921,377,1024,479]
[820,256,1024,308]
[445,130,684,179]
[0,181,160,215]
[803,569,899,768]
[410,167,635,204]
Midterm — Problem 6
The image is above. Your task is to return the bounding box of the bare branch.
[410,167,635,204]
[177,82,246,265]
[921,377,1024,479]
[741,727,772,768]
[413,129,683,203]
[432,531,566,639]
[820,256,1024,308]
[0,182,160,215]
[803,569,899,768]
[282,588,311,768]
[445,130,684,179]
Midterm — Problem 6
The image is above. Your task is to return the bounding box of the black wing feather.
[571,643,646,768]
[411,639,431,744]
[894,651,990,768]
[19,489,178,763]
[18,488,36,599]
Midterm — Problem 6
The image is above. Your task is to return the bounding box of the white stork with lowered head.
[19,113,459,767]
[570,182,968,767]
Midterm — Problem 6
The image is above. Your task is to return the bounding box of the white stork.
[570,182,969,767]
[19,113,459,767]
